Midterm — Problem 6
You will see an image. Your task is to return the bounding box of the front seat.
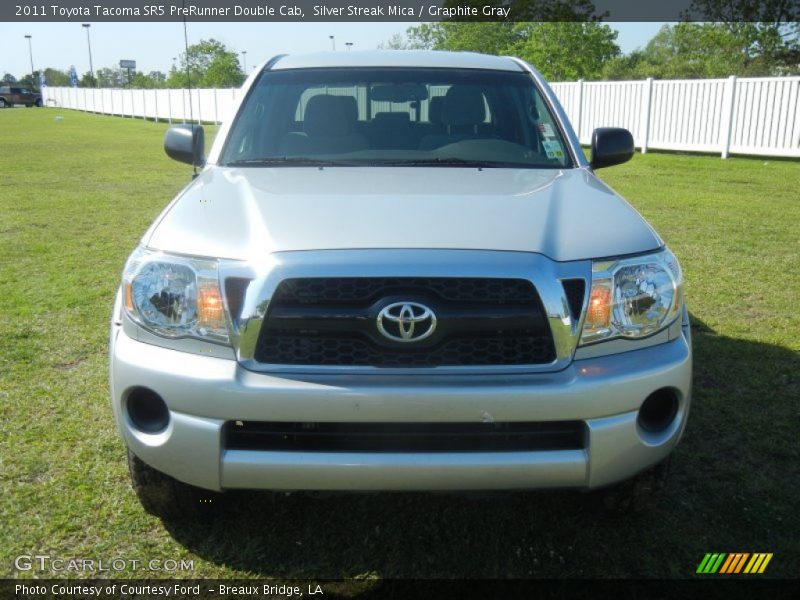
[419,86,488,151]
[281,95,368,156]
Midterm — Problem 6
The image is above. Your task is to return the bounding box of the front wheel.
[35,99,42,107]
[0,99,7,108]
[127,449,223,520]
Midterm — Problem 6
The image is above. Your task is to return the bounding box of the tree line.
[2,38,246,89]
[3,20,799,90]
[381,21,800,81]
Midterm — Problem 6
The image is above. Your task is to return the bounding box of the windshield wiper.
[371,157,533,168]
[225,157,361,167]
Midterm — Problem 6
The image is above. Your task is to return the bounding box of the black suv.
[0,86,43,107]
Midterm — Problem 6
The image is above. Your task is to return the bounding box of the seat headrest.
[442,86,486,127]
[428,96,444,125]
[304,95,358,137]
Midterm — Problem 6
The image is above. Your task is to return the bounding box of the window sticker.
[538,122,555,138]
[542,140,564,159]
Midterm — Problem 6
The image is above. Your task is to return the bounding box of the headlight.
[580,249,683,346]
[122,247,229,343]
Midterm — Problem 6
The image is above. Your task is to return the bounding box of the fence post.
[153,89,158,122]
[142,88,147,120]
[576,79,584,142]
[214,88,219,124]
[167,90,172,123]
[721,75,737,159]
[641,77,654,154]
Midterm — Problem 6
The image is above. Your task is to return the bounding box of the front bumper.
[110,322,692,492]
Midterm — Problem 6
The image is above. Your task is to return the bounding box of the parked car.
[0,86,42,107]
[110,51,691,518]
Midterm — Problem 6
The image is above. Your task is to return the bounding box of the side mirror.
[590,127,634,169]
[164,124,205,167]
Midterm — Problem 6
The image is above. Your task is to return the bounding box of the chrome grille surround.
[223,249,590,375]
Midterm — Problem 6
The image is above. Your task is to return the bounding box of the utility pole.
[24,35,35,89]
[329,35,335,51]
[82,24,95,87]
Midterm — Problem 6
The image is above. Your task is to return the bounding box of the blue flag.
[69,65,78,87]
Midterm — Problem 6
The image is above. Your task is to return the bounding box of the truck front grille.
[254,277,556,367]
[224,421,586,453]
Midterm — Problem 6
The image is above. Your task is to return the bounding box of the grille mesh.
[256,277,556,367]
[257,334,555,367]
[272,277,538,306]
[225,420,586,452]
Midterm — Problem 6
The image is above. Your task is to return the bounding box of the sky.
[0,22,666,79]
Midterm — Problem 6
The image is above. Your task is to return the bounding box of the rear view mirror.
[164,124,205,167]
[590,127,634,169]
[371,83,429,103]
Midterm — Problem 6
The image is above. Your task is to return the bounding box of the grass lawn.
[1,108,798,580]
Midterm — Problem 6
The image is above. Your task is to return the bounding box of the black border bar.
[4,1,800,22]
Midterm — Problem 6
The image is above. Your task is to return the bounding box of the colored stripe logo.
[697,553,773,574]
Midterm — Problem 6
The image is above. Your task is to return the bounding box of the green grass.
[1,108,798,580]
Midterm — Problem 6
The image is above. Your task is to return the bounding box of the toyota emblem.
[376,302,437,342]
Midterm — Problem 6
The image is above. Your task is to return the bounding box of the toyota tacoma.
[110,51,691,518]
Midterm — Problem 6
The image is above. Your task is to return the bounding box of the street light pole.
[345,42,353,51]
[82,24,95,87]
[24,35,35,89]
[241,50,247,73]
[329,35,335,51]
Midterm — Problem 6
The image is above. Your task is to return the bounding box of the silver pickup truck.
[110,51,691,518]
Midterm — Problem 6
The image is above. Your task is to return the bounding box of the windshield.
[220,67,573,169]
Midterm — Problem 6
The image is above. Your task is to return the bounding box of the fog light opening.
[638,388,679,433]
[126,387,170,433]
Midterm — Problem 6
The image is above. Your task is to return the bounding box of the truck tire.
[0,98,7,108]
[127,449,222,520]
[35,99,43,107]
[599,458,671,514]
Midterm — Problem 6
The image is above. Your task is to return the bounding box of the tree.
[42,68,70,87]
[398,21,620,80]
[18,71,41,89]
[510,22,620,80]
[2,72,17,84]
[94,67,126,88]
[168,39,244,88]
[79,72,96,87]
[404,23,448,50]
[377,33,408,50]
[602,22,800,79]
[148,71,167,85]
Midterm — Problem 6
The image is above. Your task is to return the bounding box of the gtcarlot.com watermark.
[14,554,194,573]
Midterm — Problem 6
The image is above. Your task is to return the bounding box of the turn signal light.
[198,283,225,330]
[586,284,612,328]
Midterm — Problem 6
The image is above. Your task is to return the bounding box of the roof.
[269,51,524,72]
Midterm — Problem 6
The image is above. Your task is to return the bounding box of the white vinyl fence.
[551,76,800,158]
[43,86,244,126]
[44,75,800,158]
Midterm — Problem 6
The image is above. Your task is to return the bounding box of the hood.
[145,166,662,262]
